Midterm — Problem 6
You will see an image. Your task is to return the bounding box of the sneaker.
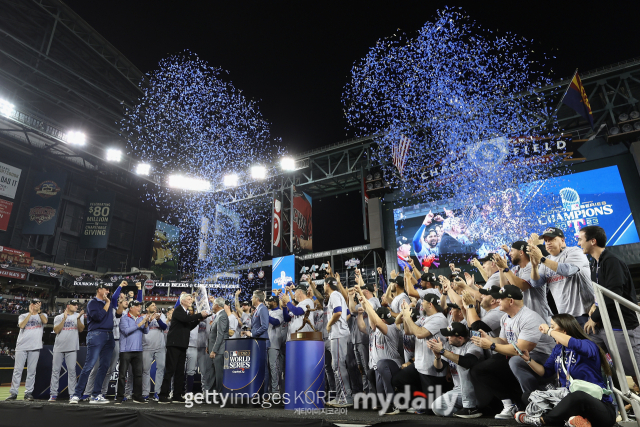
[406,407,426,414]
[69,396,80,404]
[515,411,542,426]
[24,393,34,401]
[80,394,91,402]
[384,406,400,415]
[495,403,518,419]
[454,407,482,419]
[172,396,186,403]
[48,396,57,402]
[5,394,17,401]
[325,398,338,407]
[90,395,109,404]
[115,398,123,405]
[333,401,354,408]
[152,393,159,402]
[133,398,148,404]
[158,396,172,404]
[122,396,129,403]
[567,416,592,427]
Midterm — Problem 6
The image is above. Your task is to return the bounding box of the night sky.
[65,1,640,154]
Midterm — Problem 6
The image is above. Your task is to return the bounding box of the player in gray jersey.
[224,301,241,339]
[476,253,501,290]
[470,285,556,420]
[265,295,284,396]
[141,302,167,400]
[528,228,594,322]
[6,299,48,401]
[495,242,553,323]
[429,322,484,419]
[49,300,85,401]
[356,286,404,414]
[349,282,380,394]
[185,307,200,395]
[325,277,353,407]
[282,284,317,338]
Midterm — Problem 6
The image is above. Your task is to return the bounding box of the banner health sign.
[271,254,294,294]
[22,172,66,235]
[80,192,116,248]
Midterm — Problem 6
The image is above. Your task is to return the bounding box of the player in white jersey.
[281,284,317,338]
[49,300,85,401]
[325,277,353,407]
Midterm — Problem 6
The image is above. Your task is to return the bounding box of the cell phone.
[470,330,481,338]
[511,342,524,357]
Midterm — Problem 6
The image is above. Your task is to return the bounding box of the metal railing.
[593,282,640,426]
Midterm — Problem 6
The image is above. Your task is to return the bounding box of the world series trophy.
[295,300,320,333]
[193,284,210,314]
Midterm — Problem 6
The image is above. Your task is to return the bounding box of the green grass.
[0,385,25,400]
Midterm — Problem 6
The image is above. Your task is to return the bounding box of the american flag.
[392,134,411,177]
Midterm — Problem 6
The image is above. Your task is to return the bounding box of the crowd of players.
[4,225,640,427]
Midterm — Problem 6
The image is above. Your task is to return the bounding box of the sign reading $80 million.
[80,192,116,248]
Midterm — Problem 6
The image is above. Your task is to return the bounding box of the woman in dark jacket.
[515,313,615,427]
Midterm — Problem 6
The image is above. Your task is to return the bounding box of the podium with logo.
[284,331,325,410]
[222,338,268,397]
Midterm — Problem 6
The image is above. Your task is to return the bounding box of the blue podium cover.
[284,340,325,410]
[223,338,267,397]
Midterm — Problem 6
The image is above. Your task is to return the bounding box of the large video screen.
[393,165,639,267]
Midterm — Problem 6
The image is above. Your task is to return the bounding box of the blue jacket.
[119,313,149,352]
[87,287,121,332]
[251,303,270,342]
[543,337,612,403]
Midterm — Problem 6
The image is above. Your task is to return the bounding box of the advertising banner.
[151,221,180,280]
[0,269,27,280]
[22,172,66,235]
[0,161,21,199]
[0,199,13,231]
[80,192,116,248]
[272,198,281,249]
[292,189,312,254]
[271,254,295,294]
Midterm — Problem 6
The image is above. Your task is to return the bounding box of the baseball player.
[141,302,167,400]
[324,277,353,407]
[5,298,48,401]
[49,300,85,401]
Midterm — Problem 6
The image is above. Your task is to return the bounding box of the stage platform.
[0,400,520,427]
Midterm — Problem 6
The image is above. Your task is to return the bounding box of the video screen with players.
[393,165,639,268]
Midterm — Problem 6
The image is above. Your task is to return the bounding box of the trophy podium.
[284,320,325,410]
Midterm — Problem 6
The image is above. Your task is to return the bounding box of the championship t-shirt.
[229,314,241,339]
[479,307,503,337]
[16,313,48,351]
[484,272,501,289]
[513,263,553,323]
[390,293,411,314]
[327,291,350,339]
[533,246,593,317]
[499,306,555,355]
[442,339,485,388]
[414,312,449,376]
[369,323,403,369]
[188,324,198,347]
[143,313,167,351]
[417,288,442,298]
[241,312,252,330]
[53,313,83,352]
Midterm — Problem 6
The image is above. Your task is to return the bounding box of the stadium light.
[251,165,267,179]
[66,131,86,146]
[106,148,122,162]
[281,156,296,171]
[223,174,238,187]
[136,163,151,176]
[168,175,211,191]
[0,99,15,117]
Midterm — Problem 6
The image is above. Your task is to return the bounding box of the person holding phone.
[469,285,555,419]
[428,322,484,419]
[514,314,615,427]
